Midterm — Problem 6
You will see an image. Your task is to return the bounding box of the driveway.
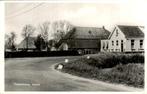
[5,56,143,91]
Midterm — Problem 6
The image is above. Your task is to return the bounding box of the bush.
[108,64,144,87]
[62,60,99,75]
[84,52,144,68]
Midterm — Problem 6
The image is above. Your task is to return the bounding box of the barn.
[58,26,110,54]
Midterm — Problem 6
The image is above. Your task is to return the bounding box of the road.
[5,56,143,91]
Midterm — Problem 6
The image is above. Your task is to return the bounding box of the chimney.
[102,26,105,30]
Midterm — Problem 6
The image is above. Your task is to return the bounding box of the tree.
[53,30,65,42]
[5,32,16,51]
[48,39,56,47]
[34,34,46,51]
[22,24,35,51]
[5,34,11,50]
[38,22,50,50]
[52,20,73,42]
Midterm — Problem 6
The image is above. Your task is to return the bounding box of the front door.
[121,40,123,52]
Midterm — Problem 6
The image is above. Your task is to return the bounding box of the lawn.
[55,52,144,88]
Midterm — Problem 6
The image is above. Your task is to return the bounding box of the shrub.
[109,64,144,87]
[84,52,144,68]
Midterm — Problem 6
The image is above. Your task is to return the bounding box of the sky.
[5,1,147,44]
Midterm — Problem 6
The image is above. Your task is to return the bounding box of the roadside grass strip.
[55,52,144,88]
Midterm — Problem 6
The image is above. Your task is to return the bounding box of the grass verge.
[55,52,144,88]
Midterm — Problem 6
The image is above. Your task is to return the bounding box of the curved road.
[5,56,142,91]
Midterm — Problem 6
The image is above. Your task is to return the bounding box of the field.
[55,52,144,88]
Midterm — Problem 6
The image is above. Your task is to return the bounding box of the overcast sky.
[5,1,146,44]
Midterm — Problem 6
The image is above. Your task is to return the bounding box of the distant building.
[101,25,144,52]
[58,26,110,54]
[17,37,36,51]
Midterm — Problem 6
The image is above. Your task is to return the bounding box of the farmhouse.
[58,26,110,54]
[17,37,36,51]
[101,25,144,52]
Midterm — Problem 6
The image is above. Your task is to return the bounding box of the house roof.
[58,26,110,49]
[17,37,36,49]
[63,26,110,39]
[117,25,144,38]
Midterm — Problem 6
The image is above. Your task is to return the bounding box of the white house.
[101,25,144,52]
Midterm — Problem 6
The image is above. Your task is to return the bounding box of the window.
[116,40,119,46]
[112,41,114,46]
[106,42,109,49]
[103,42,105,49]
[121,40,123,43]
[116,49,120,52]
[86,50,89,54]
[131,40,135,49]
[116,29,119,36]
[140,40,143,49]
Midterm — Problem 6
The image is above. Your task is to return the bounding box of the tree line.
[5,20,73,51]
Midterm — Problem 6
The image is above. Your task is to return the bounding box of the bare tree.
[38,21,50,50]
[52,20,73,42]
[22,24,35,51]
[5,32,16,51]
[5,34,11,50]
[53,30,65,42]
[34,34,46,51]
[11,32,16,45]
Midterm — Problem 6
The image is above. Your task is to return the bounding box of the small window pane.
[116,40,118,46]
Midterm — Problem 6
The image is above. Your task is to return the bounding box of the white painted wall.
[101,40,109,52]
[125,38,144,52]
[108,27,126,52]
[50,47,56,51]
[62,43,68,51]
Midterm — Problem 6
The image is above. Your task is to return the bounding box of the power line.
[7,4,32,16]
[6,3,44,19]
[6,3,43,18]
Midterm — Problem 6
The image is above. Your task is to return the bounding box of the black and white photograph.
[2,0,146,93]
